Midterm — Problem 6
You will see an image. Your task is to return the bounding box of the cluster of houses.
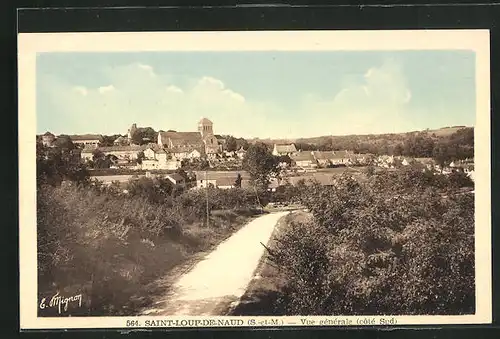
[272,143,371,171]
[40,121,474,184]
[40,118,248,171]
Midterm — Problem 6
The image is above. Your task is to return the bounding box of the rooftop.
[167,173,185,182]
[274,144,297,153]
[69,134,103,141]
[291,151,316,162]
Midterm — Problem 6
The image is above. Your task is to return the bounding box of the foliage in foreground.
[269,168,475,315]
[37,181,263,316]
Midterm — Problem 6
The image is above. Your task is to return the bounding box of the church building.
[157,117,221,157]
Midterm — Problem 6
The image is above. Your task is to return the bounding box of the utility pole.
[205,169,209,227]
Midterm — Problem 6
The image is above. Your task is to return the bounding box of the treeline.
[266,166,474,315]
[294,127,474,161]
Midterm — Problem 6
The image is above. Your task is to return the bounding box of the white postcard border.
[18,29,491,329]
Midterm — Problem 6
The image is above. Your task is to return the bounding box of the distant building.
[166,173,186,187]
[81,145,145,163]
[272,143,297,156]
[113,135,128,146]
[329,150,352,166]
[157,117,221,157]
[128,123,138,143]
[41,132,56,147]
[215,177,237,189]
[290,151,318,169]
[236,147,247,159]
[70,134,103,148]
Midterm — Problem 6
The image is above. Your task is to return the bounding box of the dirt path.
[141,211,290,316]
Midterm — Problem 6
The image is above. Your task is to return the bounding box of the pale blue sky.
[37,50,475,138]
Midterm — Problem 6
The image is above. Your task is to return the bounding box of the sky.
[36,50,476,139]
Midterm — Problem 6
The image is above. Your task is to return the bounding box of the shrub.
[269,169,475,315]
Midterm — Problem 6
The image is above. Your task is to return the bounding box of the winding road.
[141,211,289,316]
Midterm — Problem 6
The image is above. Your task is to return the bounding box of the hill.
[248,126,472,147]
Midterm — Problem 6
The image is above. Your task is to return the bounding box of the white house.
[143,147,156,160]
[329,151,352,166]
[290,151,318,169]
[272,143,297,156]
[166,173,186,187]
[69,134,103,148]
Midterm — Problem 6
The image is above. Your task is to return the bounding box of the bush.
[269,169,475,315]
[37,181,263,316]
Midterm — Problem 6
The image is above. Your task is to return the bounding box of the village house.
[290,151,318,170]
[196,177,218,189]
[41,132,56,147]
[81,145,146,164]
[113,135,128,146]
[375,155,395,168]
[400,157,415,166]
[69,134,103,148]
[215,177,237,189]
[312,151,335,167]
[100,145,145,160]
[141,148,180,170]
[166,173,186,187]
[352,153,374,166]
[414,157,436,170]
[330,150,353,166]
[194,171,249,189]
[236,147,247,159]
[272,143,297,156]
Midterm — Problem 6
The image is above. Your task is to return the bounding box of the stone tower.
[198,117,213,138]
[128,123,137,140]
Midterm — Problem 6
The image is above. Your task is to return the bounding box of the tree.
[234,173,242,188]
[131,130,144,145]
[92,149,105,162]
[432,142,452,170]
[393,143,404,156]
[137,151,145,165]
[99,135,121,147]
[236,138,249,150]
[242,142,278,189]
[53,135,75,150]
[226,136,238,152]
[36,142,90,187]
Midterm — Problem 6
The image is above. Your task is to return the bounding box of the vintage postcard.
[18,30,491,329]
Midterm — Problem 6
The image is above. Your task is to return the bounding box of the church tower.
[128,123,137,140]
[198,117,213,138]
[198,117,219,155]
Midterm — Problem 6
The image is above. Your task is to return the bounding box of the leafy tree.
[242,142,279,189]
[393,143,404,156]
[131,127,157,145]
[432,142,452,170]
[137,151,145,165]
[99,134,121,147]
[131,131,143,145]
[92,149,105,161]
[276,155,292,166]
[226,136,238,152]
[269,169,474,315]
[37,141,90,187]
[236,138,249,150]
[54,135,76,150]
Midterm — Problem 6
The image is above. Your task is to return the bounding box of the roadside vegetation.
[260,166,475,315]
